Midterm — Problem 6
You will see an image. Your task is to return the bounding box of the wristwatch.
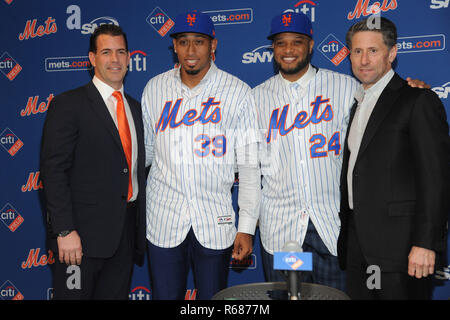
[57,230,72,237]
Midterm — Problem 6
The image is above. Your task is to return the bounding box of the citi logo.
[0,203,24,232]
[242,45,273,64]
[0,281,24,300]
[0,128,23,156]
[284,0,316,22]
[129,286,151,300]
[66,5,119,34]
[128,50,147,72]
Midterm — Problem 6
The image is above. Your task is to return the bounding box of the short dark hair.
[89,24,128,53]
[346,17,397,50]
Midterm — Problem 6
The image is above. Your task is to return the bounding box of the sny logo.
[0,128,23,156]
[242,45,273,64]
[66,5,119,35]
[0,203,24,232]
[0,52,22,81]
[0,281,24,300]
[430,0,449,9]
[146,7,175,37]
[432,82,450,99]
[318,34,350,66]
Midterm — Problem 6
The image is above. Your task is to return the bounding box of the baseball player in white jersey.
[254,12,427,294]
[141,11,261,300]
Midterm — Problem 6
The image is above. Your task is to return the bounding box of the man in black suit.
[337,17,449,299]
[40,24,146,299]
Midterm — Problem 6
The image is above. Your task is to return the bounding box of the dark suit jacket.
[337,73,449,272]
[40,81,146,265]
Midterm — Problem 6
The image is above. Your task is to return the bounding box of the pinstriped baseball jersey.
[142,62,261,250]
[254,64,359,255]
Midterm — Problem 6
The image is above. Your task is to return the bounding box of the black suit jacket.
[40,81,146,265]
[337,73,449,272]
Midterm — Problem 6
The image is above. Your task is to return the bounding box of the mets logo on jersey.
[266,95,341,158]
[0,52,22,81]
[0,203,24,232]
[0,128,24,156]
[156,97,222,134]
[146,7,175,37]
[317,34,350,66]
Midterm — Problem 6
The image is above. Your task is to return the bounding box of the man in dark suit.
[337,17,449,299]
[40,24,146,299]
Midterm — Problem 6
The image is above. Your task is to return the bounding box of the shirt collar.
[364,68,395,99]
[279,64,316,89]
[173,61,218,87]
[92,75,125,102]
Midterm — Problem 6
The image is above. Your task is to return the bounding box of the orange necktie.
[112,91,133,201]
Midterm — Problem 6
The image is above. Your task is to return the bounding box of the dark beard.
[274,51,312,75]
[185,68,201,75]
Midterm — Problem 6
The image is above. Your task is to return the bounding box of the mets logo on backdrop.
[0,52,22,81]
[0,203,24,232]
[146,7,174,37]
[318,34,350,66]
[347,0,397,20]
[0,281,24,300]
[0,128,24,156]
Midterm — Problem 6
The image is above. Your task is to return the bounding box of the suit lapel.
[85,82,123,150]
[356,73,405,161]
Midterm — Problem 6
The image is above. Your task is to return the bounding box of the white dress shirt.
[347,69,395,209]
[92,76,138,201]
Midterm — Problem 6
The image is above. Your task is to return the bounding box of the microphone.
[282,241,303,300]
[274,240,312,300]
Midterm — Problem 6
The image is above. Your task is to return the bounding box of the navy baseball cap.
[170,11,215,39]
[268,12,313,40]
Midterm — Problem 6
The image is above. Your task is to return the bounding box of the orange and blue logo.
[186,13,196,26]
[0,281,24,300]
[317,34,350,66]
[0,128,23,156]
[0,203,24,232]
[0,52,22,81]
[146,7,175,37]
[282,14,292,26]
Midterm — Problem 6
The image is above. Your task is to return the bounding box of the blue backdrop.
[1,0,449,300]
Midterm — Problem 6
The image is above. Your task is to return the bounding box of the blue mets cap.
[170,11,215,39]
[268,12,313,40]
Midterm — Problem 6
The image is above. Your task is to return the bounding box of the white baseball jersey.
[253,64,359,255]
[142,62,261,250]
